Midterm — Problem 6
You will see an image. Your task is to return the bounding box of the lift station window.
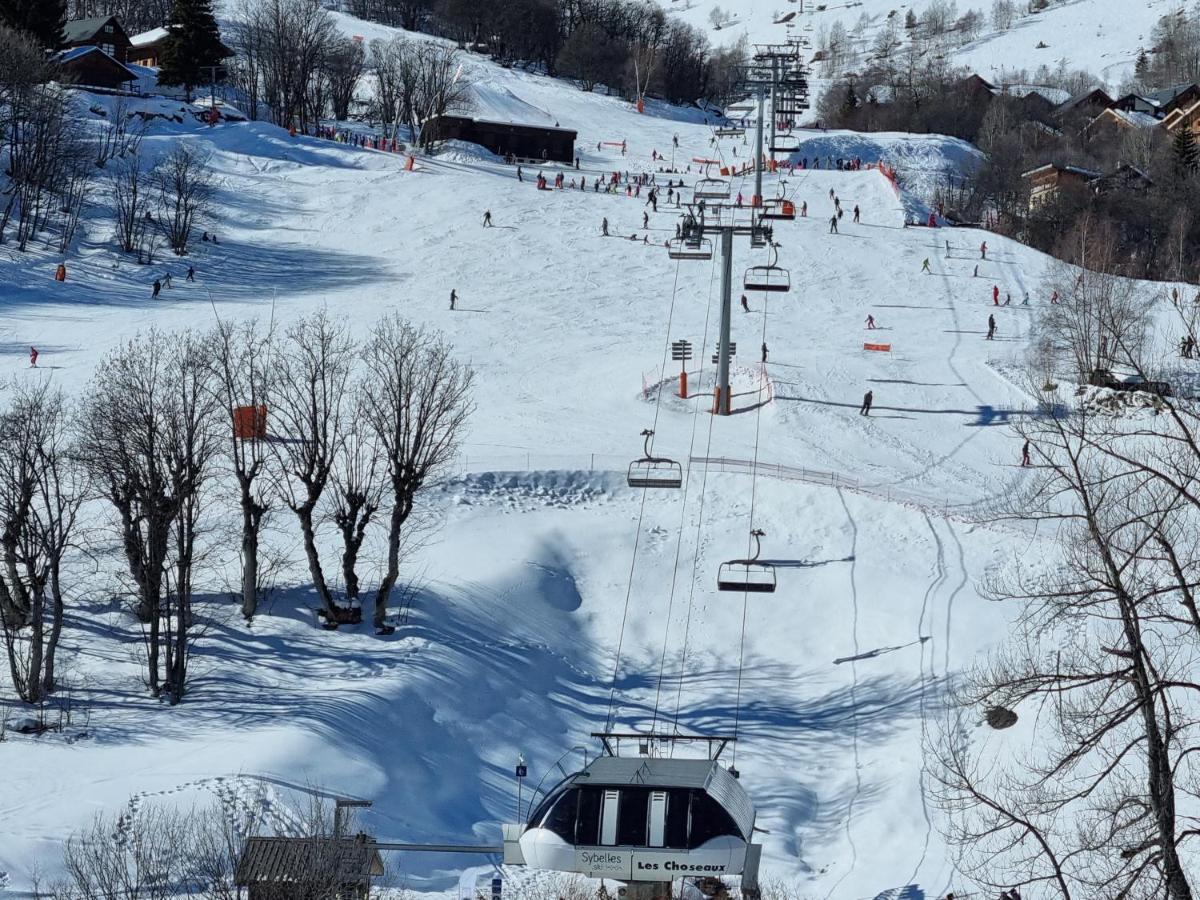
[529,785,739,850]
[601,790,621,845]
[648,791,667,848]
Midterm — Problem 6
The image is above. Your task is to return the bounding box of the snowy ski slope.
[0,12,1184,897]
[671,0,1170,90]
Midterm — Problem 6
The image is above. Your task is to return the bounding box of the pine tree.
[0,0,67,50]
[842,79,860,114]
[1174,126,1199,177]
[156,0,226,102]
[1135,47,1150,81]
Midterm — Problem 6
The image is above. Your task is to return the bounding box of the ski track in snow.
[4,15,1170,895]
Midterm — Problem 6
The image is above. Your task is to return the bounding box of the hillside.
[0,9,1195,900]
[671,0,1168,90]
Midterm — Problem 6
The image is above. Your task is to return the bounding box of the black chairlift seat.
[770,136,801,154]
[717,530,776,593]
[694,177,731,200]
[744,244,791,293]
[628,430,683,489]
[717,561,778,593]
[716,126,745,138]
[761,199,796,221]
[667,237,713,261]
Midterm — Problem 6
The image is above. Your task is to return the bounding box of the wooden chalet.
[234,835,385,900]
[62,16,131,62]
[56,46,138,91]
[1056,87,1114,121]
[1022,162,1102,209]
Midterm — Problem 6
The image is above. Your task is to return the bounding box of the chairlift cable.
[668,247,735,744]
[650,248,723,736]
[604,241,688,733]
[731,259,774,766]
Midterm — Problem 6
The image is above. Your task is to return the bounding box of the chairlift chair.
[694,176,731,201]
[716,126,746,139]
[627,429,683,489]
[667,237,714,261]
[770,134,801,154]
[744,243,791,293]
[761,199,796,222]
[718,529,777,593]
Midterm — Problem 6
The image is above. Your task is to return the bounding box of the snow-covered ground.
[0,12,1187,898]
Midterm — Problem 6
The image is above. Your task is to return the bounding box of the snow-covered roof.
[130,27,169,47]
[1022,162,1102,180]
[997,83,1071,105]
[1101,108,1160,129]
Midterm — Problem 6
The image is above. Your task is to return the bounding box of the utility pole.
[716,227,735,415]
[754,85,765,208]
[769,58,779,164]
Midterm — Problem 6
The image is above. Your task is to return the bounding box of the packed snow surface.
[1,12,1179,898]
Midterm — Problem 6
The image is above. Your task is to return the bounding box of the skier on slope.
[860,390,873,416]
[602,217,609,237]
[741,295,750,312]
[829,215,838,234]
[853,204,860,223]
[866,314,876,329]
[800,200,807,217]
[980,240,988,259]
[450,289,457,310]
[643,212,649,229]
[992,285,1000,305]
[922,258,931,273]
[986,314,996,340]
[186,265,195,282]
[761,342,768,363]
[29,346,38,367]
[483,210,493,227]
[1021,439,1031,467]
[152,278,162,299]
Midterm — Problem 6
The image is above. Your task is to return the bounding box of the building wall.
[63,55,133,90]
[425,117,576,163]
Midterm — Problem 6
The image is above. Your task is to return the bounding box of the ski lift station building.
[506,755,760,884]
[423,115,577,163]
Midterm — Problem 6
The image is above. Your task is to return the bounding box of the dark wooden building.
[235,835,385,900]
[422,115,577,163]
[62,16,132,62]
[56,46,138,91]
[1056,87,1114,121]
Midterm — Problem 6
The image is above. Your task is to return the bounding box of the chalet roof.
[996,83,1070,105]
[1146,82,1198,107]
[234,836,384,886]
[1057,87,1114,113]
[1090,108,1160,129]
[63,16,121,43]
[130,27,169,47]
[1021,162,1102,180]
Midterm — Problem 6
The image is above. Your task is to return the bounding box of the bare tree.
[0,383,82,706]
[330,428,384,610]
[156,143,215,256]
[361,316,473,631]
[1034,219,1150,382]
[210,320,276,620]
[234,0,337,131]
[77,331,219,699]
[324,35,366,121]
[109,152,159,260]
[270,311,354,624]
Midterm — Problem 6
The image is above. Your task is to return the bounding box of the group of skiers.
[151,265,196,299]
